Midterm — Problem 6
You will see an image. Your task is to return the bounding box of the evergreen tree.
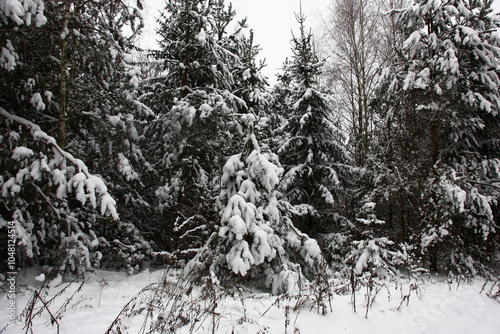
[371,0,500,274]
[0,0,152,276]
[277,10,353,236]
[188,127,323,293]
[53,2,154,267]
[0,107,120,277]
[142,0,270,260]
[228,27,274,131]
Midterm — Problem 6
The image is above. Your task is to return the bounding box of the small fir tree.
[189,126,323,294]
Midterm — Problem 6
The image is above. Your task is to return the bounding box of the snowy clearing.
[1,268,499,334]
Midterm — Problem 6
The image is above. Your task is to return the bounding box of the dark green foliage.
[0,1,153,277]
[140,0,272,263]
[276,10,354,236]
[370,0,500,274]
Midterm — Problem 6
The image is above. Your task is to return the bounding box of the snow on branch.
[0,107,118,219]
[0,0,47,27]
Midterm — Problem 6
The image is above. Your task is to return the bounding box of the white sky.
[138,0,333,84]
[228,0,331,83]
[139,0,500,85]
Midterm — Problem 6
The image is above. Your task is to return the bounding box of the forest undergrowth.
[4,265,499,334]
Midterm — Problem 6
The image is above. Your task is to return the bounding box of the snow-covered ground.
[1,268,499,333]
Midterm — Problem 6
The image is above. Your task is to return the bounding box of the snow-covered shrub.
[321,224,412,286]
[347,235,405,278]
[195,131,324,294]
[321,231,415,315]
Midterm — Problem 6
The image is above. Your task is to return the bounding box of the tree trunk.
[431,123,439,164]
[182,1,191,97]
[182,24,190,97]
[58,3,71,149]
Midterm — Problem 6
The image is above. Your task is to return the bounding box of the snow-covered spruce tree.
[267,58,295,154]
[277,10,353,236]
[228,26,273,117]
[0,0,49,117]
[186,127,323,293]
[54,1,155,272]
[0,1,153,275]
[145,0,240,113]
[371,0,500,274]
[142,0,272,261]
[0,108,118,278]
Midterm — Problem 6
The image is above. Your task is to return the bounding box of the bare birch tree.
[319,0,406,164]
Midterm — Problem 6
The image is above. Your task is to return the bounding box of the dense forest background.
[1,0,499,292]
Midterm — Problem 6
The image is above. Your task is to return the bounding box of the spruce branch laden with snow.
[0,107,142,277]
